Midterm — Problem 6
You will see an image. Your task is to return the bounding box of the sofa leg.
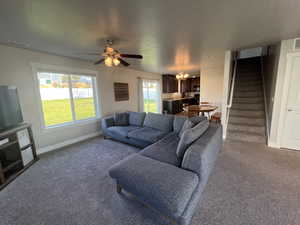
[116,182,122,193]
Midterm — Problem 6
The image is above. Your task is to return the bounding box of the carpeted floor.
[1,137,300,225]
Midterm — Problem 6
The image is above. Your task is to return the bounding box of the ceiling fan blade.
[94,58,105,65]
[118,58,130,66]
[120,54,143,59]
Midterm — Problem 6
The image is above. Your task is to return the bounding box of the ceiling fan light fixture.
[113,58,120,66]
[105,57,113,67]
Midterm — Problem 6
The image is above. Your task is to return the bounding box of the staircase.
[227,57,266,144]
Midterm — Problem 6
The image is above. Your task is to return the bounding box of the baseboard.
[268,141,280,149]
[37,131,102,155]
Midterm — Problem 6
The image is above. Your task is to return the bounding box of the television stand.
[0,123,38,190]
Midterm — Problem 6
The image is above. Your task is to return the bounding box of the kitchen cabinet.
[181,77,200,92]
[162,75,178,93]
[162,98,196,114]
[180,79,191,93]
[190,77,200,92]
[163,100,182,114]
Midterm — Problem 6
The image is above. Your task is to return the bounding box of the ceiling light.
[105,57,113,67]
[113,58,120,66]
[176,72,189,80]
[183,73,189,79]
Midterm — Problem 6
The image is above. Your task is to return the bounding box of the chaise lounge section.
[101,112,222,225]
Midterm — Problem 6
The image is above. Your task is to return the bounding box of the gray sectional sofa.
[101,112,222,225]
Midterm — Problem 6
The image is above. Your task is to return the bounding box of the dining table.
[186,105,218,118]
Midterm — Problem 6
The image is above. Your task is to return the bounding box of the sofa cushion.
[107,126,140,137]
[128,127,167,143]
[114,112,129,126]
[176,119,209,159]
[109,154,199,222]
[143,113,174,132]
[140,132,181,166]
[173,116,188,134]
[179,119,194,138]
[128,111,146,126]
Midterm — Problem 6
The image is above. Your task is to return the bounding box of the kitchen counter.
[162,97,194,102]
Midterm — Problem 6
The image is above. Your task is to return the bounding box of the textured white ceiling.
[0,0,300,74]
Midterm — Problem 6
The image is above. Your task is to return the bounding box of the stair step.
[232,102,264,110]
[238,71,260,76]
[233,97,263,104]
[236,78,261,83]
[237,69,260,73]
[228,123,265,135]
[237,80,262,86]
[235,86,262,92]
[236,74,262,81]
[230,109,265,117]
[229,116,265,125]
[226,131,266,144]
[234,91,263,98]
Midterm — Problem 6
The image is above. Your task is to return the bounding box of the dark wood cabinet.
[163,100,183,114]
[162,75,178,93]
[181,79,191,93]
[190,77,200,92]
[181,77,200,92]
[163,98,196,114]
[0,123,38,190]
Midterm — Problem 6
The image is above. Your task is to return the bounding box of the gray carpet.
[1,137,300,225]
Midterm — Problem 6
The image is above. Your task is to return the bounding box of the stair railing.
[224,55,238,138]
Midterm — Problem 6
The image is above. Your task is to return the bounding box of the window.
[37,71,98,128]
[142,79,161,113]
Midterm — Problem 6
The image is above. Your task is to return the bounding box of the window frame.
[31,63,101,130]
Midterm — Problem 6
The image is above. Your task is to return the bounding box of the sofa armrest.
[109,154,199,222]
[101,116,115,134]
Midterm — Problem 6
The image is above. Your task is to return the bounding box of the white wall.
[261,44,281,141]
[100,67,161,115]
[221,51,233,137]
[200,52,225,112]
[0,44,160,152]
[268,39,297,148]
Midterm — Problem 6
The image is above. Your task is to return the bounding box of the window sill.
[41,117,101,134]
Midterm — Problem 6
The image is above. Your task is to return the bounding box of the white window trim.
[31,63,101,131]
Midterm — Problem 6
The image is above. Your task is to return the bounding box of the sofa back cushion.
[173,116,188,134]
[179,119,194,137]
[176,119,209,159]
[189,116,207,126]
[128,111,146,126]
[114,112,129,126]
[143,113,174,132]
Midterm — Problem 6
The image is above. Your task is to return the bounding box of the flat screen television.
[0,86,23,131]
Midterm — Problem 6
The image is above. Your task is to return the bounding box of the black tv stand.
[0,123,38,190]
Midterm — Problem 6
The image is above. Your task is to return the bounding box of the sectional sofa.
[101,112,222,225]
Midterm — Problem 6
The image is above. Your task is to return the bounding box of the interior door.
[281,55,300,150]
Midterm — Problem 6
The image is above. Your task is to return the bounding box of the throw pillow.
[179,119,194,138]
[114,112,129,126]
[176,119,209,159]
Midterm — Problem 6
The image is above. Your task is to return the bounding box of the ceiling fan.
[81,40,143,67]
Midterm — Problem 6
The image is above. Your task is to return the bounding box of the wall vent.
[294,38,300,50]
